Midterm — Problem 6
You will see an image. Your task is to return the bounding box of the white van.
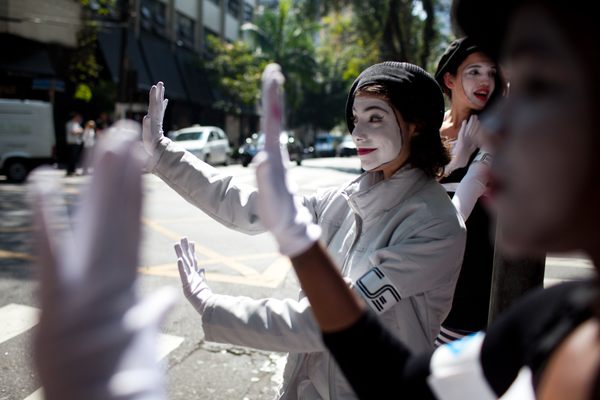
[0,99,55,182]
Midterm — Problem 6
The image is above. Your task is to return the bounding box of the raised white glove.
[254,64,321,257]
[445,115,482,176]
[174,237,213,315]
[142,82,169,155]
[30,121,176,400]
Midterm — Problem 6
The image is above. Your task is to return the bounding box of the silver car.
[172,125,231,165]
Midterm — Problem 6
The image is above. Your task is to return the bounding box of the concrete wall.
[175,0,196,19]
[203,0,221,33]
[1,0,80,47]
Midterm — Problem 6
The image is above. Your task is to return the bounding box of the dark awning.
[0,34,56,77]
[175,48,214,106]
[139,32,187,101]
[97,28,153,91]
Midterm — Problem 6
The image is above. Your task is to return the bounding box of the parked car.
[238,131,303,167]
[314,134,336,157]
[0,99,55,182]
[172,125,231,165]
[336,134,357,157]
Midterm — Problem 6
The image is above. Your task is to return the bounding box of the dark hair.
[354,84,450,178]
[435,37,506,110]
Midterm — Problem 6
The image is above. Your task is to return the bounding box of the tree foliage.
[204,35,269,112]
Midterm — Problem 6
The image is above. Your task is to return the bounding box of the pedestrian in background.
[65,112,83,176]
[82,120,96,175]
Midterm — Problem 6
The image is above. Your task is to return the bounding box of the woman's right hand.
[142,82,169,155]
[446,115,481,176]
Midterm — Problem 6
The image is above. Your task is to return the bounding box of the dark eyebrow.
[465,64,496,70]
[363,105,389,114]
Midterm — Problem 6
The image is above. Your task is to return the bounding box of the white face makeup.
[351,96,403,171]
[459,53,497,110]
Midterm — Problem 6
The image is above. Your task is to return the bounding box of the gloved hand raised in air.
[142,82,169,155]
[174,237,214,315]
[31,121,176,400]
[253,64,321,257]
[445,115,483,176]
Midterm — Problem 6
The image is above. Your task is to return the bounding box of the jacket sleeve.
[355,216,466,315]
[200,293,326,353]
[147,137,264,234]
[147,137,318,235]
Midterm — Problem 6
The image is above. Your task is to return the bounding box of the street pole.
[487,223,546,325]
[118,0,131,117]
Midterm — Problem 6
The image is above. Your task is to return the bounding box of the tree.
[204,35,268,113]
[296,10,378,132]
[328,0,449,70]
[69,0,118,102]
[241,0,319,128]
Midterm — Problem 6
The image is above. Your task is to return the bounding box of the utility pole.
[487,224,546,325]
[118,0,131,115]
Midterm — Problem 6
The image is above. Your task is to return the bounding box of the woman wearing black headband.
[434,37,506,346]
[143,61,465,398]
[252,1,600,398]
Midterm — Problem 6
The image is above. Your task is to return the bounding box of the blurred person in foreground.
[30,122,176,400]
[235,1,600,398]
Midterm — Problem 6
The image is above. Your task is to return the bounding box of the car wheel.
[241,155,250,167]
[204,154,210,164]
[222,156,229,166]
[5,159,29,183]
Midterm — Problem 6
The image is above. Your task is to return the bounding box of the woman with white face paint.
[143,61,466,399]
[250,1,600,399]
[433,38,506,346]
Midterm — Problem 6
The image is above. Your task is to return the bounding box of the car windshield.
[175,131,205,141]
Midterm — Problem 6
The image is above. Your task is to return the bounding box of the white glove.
[445,115,482,176]
[142,82,169,155]
[254,64,321,257]
[174,237,213,315]
[30,121,176,400]
[452,149,493,221]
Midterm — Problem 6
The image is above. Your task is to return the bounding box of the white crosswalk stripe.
[0,303,39,345]
[0,303,183,400]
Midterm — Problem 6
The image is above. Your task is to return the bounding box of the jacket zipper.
[330,200,363,399]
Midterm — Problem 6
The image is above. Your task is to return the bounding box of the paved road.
[0,156,593,400]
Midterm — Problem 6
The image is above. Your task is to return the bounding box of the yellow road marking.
[140,257,292,288]
[0,226,31,233]
[0,249,34,260]
[142,217,258,276]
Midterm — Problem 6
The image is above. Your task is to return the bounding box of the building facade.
[0,0,259,162]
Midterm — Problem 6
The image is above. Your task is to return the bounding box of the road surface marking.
[0,249,34,261]
[12,303,184,400]
[0,304,39,345]
[142,218,258,276]
[140,256,292,288]
[0,226,31,233]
